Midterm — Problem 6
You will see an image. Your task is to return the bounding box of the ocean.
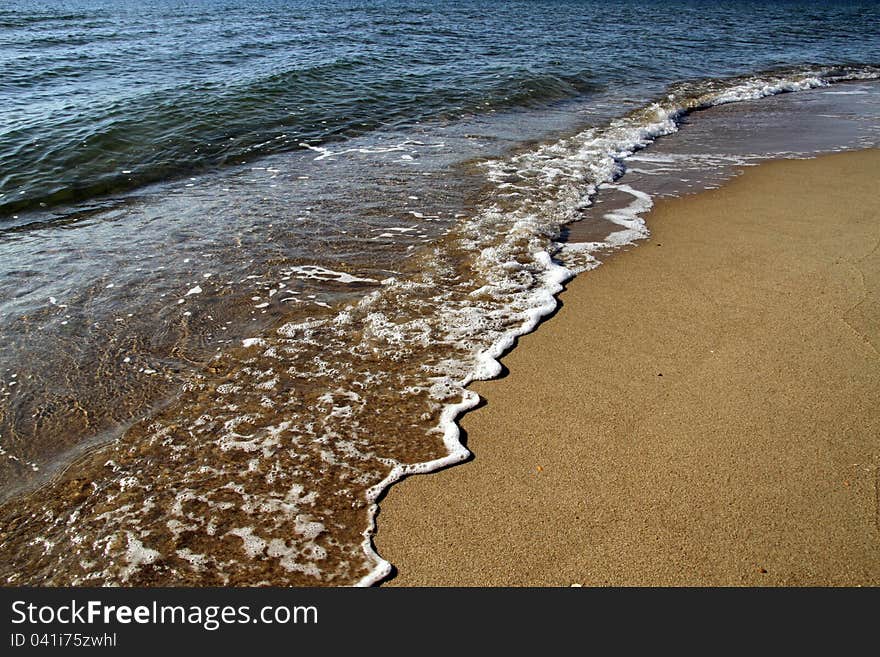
[1,0,879,585]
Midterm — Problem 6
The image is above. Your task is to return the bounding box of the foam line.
[353,67,880,587]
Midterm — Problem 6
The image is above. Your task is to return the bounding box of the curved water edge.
[351,66,880,586]
[357,249,574,587]
[1,66,879,586]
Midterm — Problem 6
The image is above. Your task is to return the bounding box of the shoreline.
[375,149,880,586]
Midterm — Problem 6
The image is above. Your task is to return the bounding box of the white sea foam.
[298,139,436,162]
[13,67,877,589]
[599,183,652,246]
[121,533,161,582]
[227,526,267,559]
[285,265,378,285]
[355,67,880,587]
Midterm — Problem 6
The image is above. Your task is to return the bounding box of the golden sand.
[376,149,880,586]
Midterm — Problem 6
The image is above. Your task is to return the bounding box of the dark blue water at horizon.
[2,0,879,221]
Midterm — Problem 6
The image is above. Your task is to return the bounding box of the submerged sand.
[376,149,880,586]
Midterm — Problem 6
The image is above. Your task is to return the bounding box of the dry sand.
[376,149,880,586]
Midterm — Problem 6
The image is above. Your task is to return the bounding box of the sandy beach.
[376,149,880,586]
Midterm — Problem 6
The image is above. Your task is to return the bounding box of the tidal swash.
[1,1,879,585]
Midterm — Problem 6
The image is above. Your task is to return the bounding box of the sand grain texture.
[376,149,880,586]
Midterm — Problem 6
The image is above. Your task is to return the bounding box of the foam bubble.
[285,265,378,285]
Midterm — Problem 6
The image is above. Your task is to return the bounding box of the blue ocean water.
[0,1,879,586]
[2,0,879,221]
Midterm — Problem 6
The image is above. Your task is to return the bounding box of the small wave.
[0,58,605,224]
[0,65,878,586]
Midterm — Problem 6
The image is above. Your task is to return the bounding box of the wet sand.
[376,149,880,586]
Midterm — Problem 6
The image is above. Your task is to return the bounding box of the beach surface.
[376,149,880,586]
